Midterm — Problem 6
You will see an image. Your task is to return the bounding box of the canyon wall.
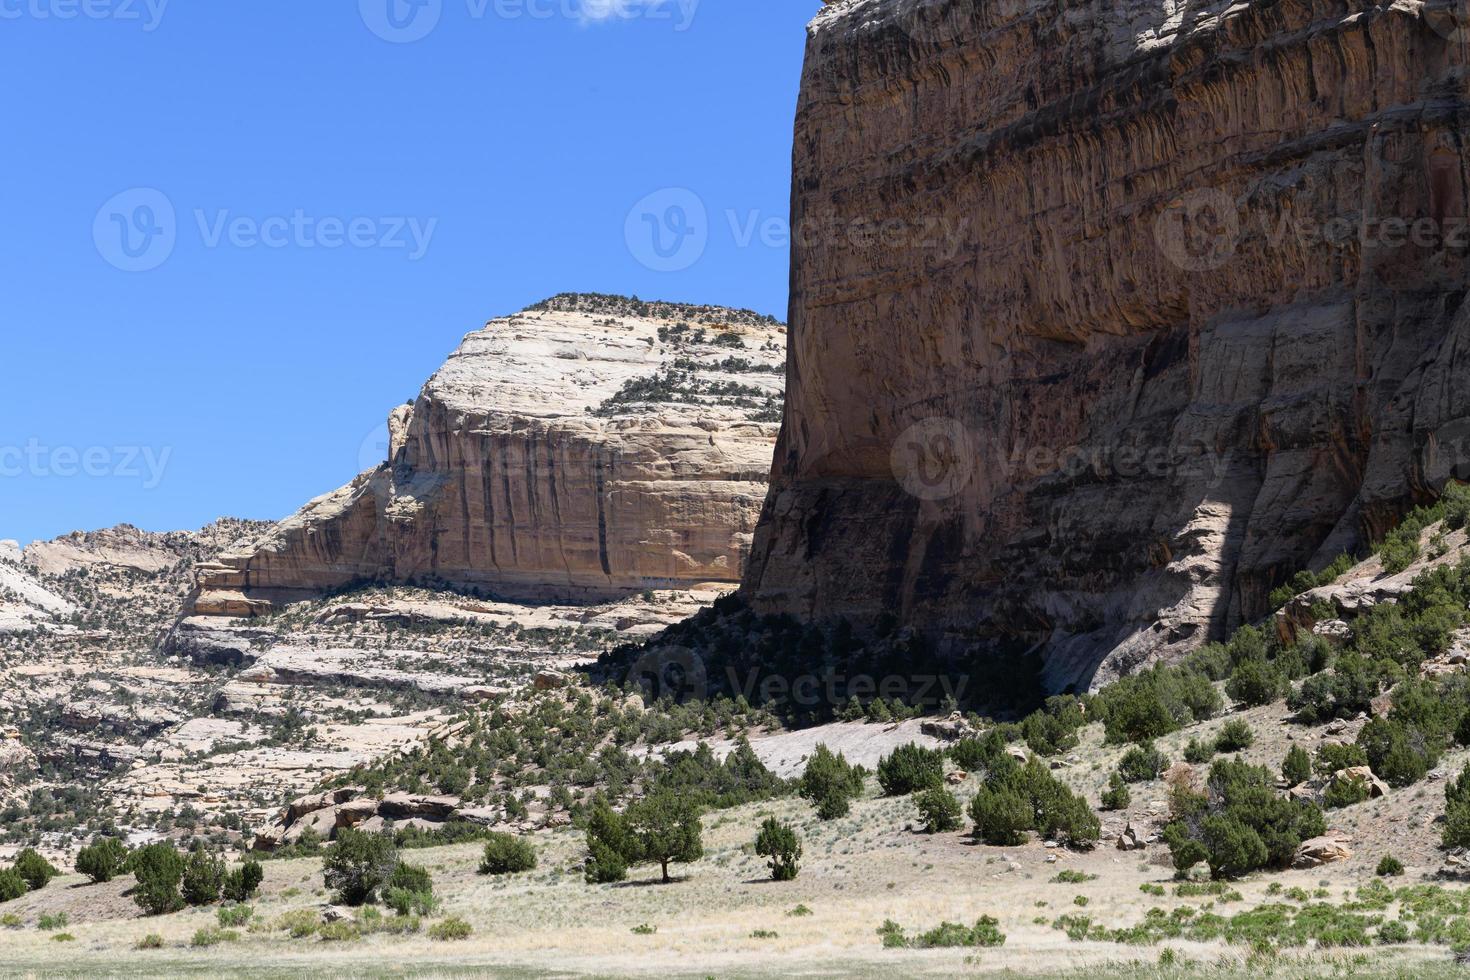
[194,296,784,615]
[745,0,1470,691]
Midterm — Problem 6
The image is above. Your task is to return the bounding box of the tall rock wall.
[194,296,785,615]
[744,0,1470,691]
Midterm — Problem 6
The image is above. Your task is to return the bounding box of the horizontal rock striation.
[194,295,785,615]
[745,0,1470,692]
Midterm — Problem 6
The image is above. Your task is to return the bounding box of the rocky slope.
[745,0,1470,693]
[193,294,785,616]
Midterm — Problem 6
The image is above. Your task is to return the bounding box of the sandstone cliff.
[744,0,1470,692]
[194,295,785,615]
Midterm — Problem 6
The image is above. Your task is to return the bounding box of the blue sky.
[0,0,808,546]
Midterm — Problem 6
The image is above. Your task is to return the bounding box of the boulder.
[378,792,459,821]
[1116,825,1147,851]
[284,787,361,825]
[1311,619,1352,644]
[1293,833,1353,869]
[334,798,380,828]
[920,713,974,741]
[1330,767,1389,799]
[533,670,569,691]
[450,806,502,827]
[944,770,967,785]
[282,806,340,845]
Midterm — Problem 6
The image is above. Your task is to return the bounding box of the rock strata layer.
[745,0,1470,691]
[194,295,785,615]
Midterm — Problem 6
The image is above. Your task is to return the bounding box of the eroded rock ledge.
[745,0,1470,692]
[194,295,785,615]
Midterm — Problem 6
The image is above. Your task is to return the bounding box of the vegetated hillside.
[7,502,1470,974]
[0,522,271,828]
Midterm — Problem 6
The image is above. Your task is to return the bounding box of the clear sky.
[0,0,809,546]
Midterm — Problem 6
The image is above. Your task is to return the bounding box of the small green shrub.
[883,916,1006,949]
[1226,659,1286,707]
[1214,719,1255,753]
[0,871,26,904]
[322,829,398,906]
[216,905,253,928]
[277,908,319,939]
[631,923,657,935]
[37,912,67,931]
[798,744,866,820]
[1376,855,1404,877]
[317,921,360,942]
[1444,764,1470,847]
[12,850,58,892]
[913,787,962,834]
[222,860,263,903]
[181,845,225,907]
[74,837,128,884]
[1051,869,1097,884]
[131,844,186,916]
[478,833,537,876]
[381,863,434,916]
[1357,717,1434,787]
[754,817,802,880]
[136,934,165,950]
[428,916,472,941]
[969,788,1031,846]
[876,743,945,796]
[1281,745,1311,786]
[1183,738,1215,764]
[1100,772,1131,811]
[1118,743,1169,782]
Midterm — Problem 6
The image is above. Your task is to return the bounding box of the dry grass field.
[0,722,1464,980]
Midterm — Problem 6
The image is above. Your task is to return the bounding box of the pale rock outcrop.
[1294,832,1355,868]
[193,295,784,615]
[745,0,1470,692]
[1330,766,1392,799]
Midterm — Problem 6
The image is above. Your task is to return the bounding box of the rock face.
[194,295,785,615]
[744,0,1470,692]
